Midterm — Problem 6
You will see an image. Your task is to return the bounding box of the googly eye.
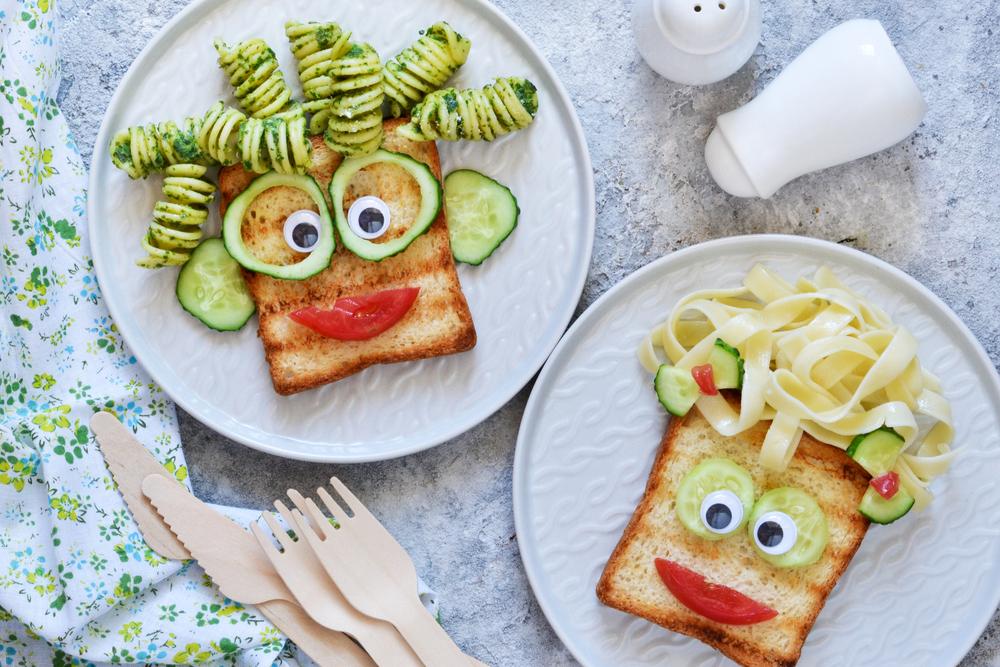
[752,511,798,556]
[699,490,744,535]
[283,210,322,253]
[347,196,391,240]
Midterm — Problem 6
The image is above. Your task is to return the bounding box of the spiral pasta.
[285,21,352,101]
[637,264,955,510]
[238,104,313,174]
[197,101,246,166]
[110,118,211,179]
[137,164,216,268]
[398,77,538,142]
[383,22,471,118]
[323,43,385,157]
[214,38,293,118]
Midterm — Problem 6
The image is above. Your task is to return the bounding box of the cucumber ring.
[222,172,335,280]
[328,149,442,261]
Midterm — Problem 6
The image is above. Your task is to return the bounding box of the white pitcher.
[705,19,927,198]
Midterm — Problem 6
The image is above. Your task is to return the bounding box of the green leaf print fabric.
[0,1,287,664]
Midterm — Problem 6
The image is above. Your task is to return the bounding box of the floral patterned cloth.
[1,1,293,664]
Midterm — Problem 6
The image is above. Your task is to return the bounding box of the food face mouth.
[654,557,778,625]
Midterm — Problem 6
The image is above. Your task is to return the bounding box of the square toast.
[218,119,476,395]
[596,410,871,667]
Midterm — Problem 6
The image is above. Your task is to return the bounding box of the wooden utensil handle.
[350,614,423,667]
[258,599,375,667]
[395,598,487,667]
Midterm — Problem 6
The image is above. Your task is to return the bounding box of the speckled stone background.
[58,0,1000,664]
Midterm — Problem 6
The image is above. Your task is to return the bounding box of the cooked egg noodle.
[639,264,955,510]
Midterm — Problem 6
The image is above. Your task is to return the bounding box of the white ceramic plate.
[514,235,1000,666]
[89,0,594,462]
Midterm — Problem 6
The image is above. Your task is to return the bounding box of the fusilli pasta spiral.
[323,43,385,157]
[238,104,313,174]
[197,101,246,166]
[285,21,352,101]
[214,38,293,118]
[383,22,471,118]
[137,164,216,268]
[110,118,211,179]
[398,77,538,142]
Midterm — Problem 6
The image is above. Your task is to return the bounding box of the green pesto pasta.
[109,118,211,179]
[285,21,352,101]
[214,38,293,118]
[238,103,313,174]
[323,43,385,157]
[383,22,471,118]
[137,164,216,268]
[197,101,246,166]
[398,77,539,142]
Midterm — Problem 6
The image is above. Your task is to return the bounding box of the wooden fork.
[286,478,488,667]
[250,500,421,667]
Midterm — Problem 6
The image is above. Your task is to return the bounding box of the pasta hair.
[198,101,246,166]
[383,21,471,118]
[214,38,293,118]
[322,42,385,157]
[137,164,216,268]
[398,76,538,142]
[238,103,313,174]
[285,21,352,101]
[109,118,211,180]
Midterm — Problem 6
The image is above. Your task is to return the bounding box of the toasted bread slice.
[596,410,870,667]
[218,119,476,395]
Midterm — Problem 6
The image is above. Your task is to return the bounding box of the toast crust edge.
[596,413,870,667]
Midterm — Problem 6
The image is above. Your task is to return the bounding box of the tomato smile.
[288,287,420,341]
[654,557,778,625]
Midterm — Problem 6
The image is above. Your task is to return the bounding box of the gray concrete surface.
[58,0,1000,664]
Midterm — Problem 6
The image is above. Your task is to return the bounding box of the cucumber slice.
[654,365,699,417]
[443,169,519,265]
[176,238,255,331]
[223,172,335,280]
[675,458,755,541]
[707,338,744,390]
[748,487,828,568]
[846,427,904,476]
[858,484,915,524]
[329,149,442,261]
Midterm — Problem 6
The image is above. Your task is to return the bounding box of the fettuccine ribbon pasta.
[638,264,955,510]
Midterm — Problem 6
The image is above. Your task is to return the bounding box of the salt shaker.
[705,19,928,198]
[633,0,762,85]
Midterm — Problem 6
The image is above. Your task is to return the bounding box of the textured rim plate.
[88,0,594,462]
[514,235,1000,666]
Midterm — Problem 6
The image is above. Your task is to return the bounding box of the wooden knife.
[90,412,373,667]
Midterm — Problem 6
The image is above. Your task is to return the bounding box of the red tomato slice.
[691,364,718,395]
[289,287,420,341]
[654,557,778,625]
[870,471,900,499]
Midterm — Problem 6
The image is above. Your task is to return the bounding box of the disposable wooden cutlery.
[249,498,422,667]
[286,478,489,667]
[92,412,372,667]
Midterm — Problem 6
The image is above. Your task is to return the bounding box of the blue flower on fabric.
[135,644,167,661]
[84,580,107,601]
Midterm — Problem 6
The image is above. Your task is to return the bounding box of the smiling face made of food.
[597,411,870,667]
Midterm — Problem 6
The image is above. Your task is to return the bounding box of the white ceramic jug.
[705,19,927,198]
[633,0,762,85]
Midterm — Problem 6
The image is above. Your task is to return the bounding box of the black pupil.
[292,223,318,249]
[705,503,732,530]
[358,207,385,234]
[757,521,784,547]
